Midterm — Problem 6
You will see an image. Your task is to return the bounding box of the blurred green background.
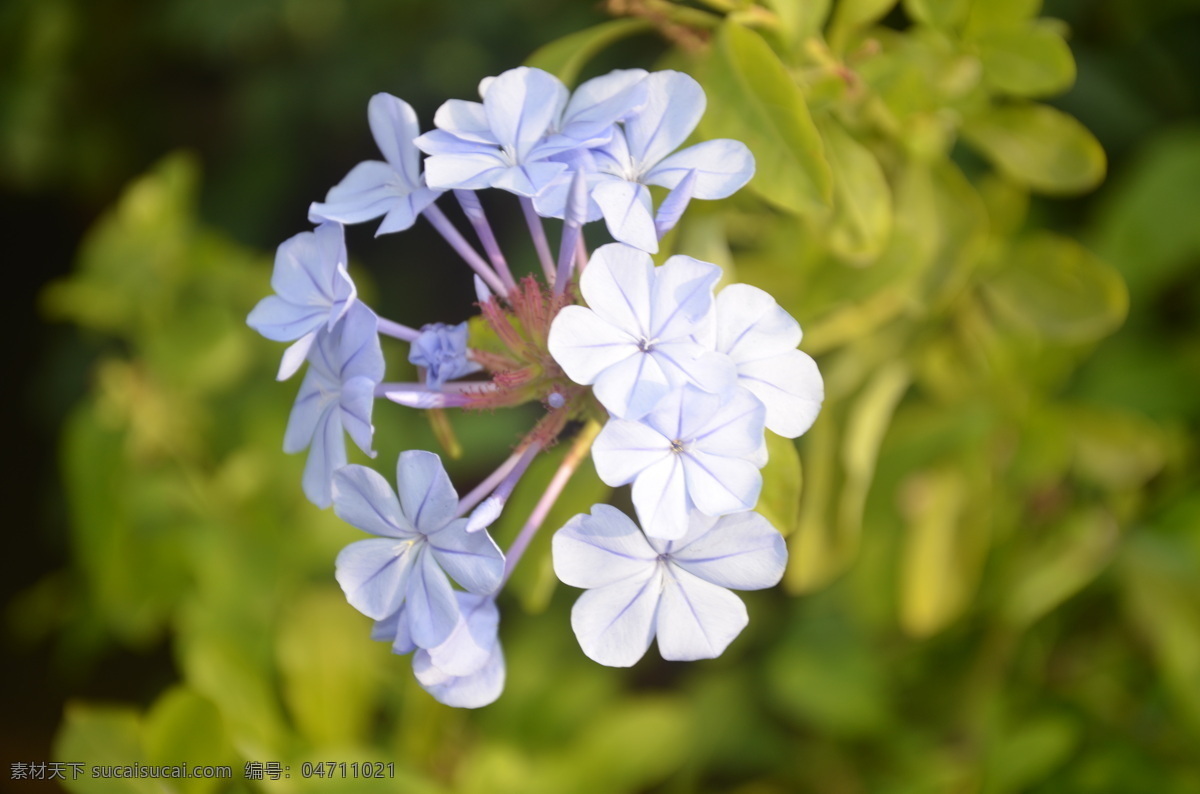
[4,0,1200,791]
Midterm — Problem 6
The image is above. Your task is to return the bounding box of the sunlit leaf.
[983,232,1128,343]
[962,104,1106,195]
[524,19,652,86]
[897,467,971,636]
[828,0,898,51]
[903,0,969,30]
[54,705,156,794]
[758,433,803,537]
[142,687,236,794]
[701,22,832,216]
[976,21,1076,97]
[817,115,893,264]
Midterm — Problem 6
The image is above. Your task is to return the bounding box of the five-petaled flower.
[553,505,786,667]
[333,450,505,649]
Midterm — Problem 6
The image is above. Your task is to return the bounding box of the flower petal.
[592,180,657,253]
[368,93,423,185]
[592,418,670,487]
[737,350,825,439]
[649,255,721,341]
[299,395,346,508]
[340,375,378,457]
[669,511,787,590]
[483,67,567,160]
[335,537,417,620]
[547,305,639,386]
[423,593,499,677]
[427,518,505,595]
[370,605,416,655]
[624,71,705,172]
[715,283,802,361]
[432,99,497,145]
[655,567,747,661]
[645,139,755,199]
[631,456,692,540]
[578,243,655,336]
[395,450,460,535]
[560,69,648,141]
[688,386,766,458]
[331,464,411,537]
[553,505,657,589]
[413,638,505,708]
[681,449,762,517]
[308,161,407,225]
[569,568,661,667]
[592,347,672,420]
[282,368,332,454]
[423,150,510,191]
[406,546,461,649]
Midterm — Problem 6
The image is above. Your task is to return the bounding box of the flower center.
[669,438,685,454]
[637,338,655,353]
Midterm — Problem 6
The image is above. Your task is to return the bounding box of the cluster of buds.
[248,66,823,707]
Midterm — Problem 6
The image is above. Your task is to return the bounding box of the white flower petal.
[482,67,568,160]
[299,397,345,508]
[275,332,315,381]
[560,69,648,140]
[424,593,499,677]
[592,348,672,420]
[407,547,461,649]
[395,450,460,535]
[715,283,802,361]
[681,449,762,517]
[737,350,825,438]
[368,93,423,185]
[650,255,721,341]
[624,71,705,172]
[553,505,658,589]
[631,456,692,540]
[645,139,755,199]
[669,511,787,590]
[331,464,411,538]
[433,99,497,145]
[335,537,417,620]
[423,150,510,191]
[413,638,505,708]
[655,567,747,661]
[569,568,661,667]
[689,386,766,458]
[592,418,671,487]
[547,305,639,386]
[427,518,505,594]
[593,180,657,253]
[578,243,655,336]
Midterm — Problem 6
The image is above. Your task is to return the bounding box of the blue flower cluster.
[248,66,823,706]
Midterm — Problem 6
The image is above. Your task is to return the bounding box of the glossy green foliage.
[21,0,1200,791]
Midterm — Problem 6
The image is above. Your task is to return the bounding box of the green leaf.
[965,0,1042,36]
[977,22,1076,98]
[54,704,156,794]
[962,103,1106,195]
[897,467,971,637]
[903,0,969,30]
[143,687,236,794]
[763,0,832,49]
[1003,508,1118,627]
[524,19,652,86]
[758,433,803,536]
[276,586,385,748]
[828,0,898,51]
[817,115,893,264]
[982,232,1128,343]
[701,22,832,216]
[984,714,1080,794]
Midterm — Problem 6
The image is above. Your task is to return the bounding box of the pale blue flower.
[333,450,505,649]
[591,385,766,540]
[417,67,647,198]
[408,321,482,389]
[284,301,384,507]
[247,221,356,380]
[541,71,754,253]
[412,593,505,708]
[553,505,786,667]
[547,244,736,420]
[712,284,825,438]
[308,93,442,235]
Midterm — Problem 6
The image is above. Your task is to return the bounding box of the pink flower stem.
[454,190,517,291]
[501,419,602,587]
[377,317,420,342]
[422,204,509,296]
[519,196,556,283]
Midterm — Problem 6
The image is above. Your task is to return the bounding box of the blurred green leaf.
[965,0,1042,35]
[758,433,803,536]
[762,0,831,50]
[1003,508,1118,627]
[963,104,1106,195]
[524,19,652,86]
[142,687,236,794]
[701,22,832,216]
[828,0,898,51]
[897,467,971,636]
[817,115,893,264]
[277,587,386,749]
[54,704,156,794]
[976,21,1076,97]
[903,0,969,30]
[982,232,1127,343]
[984,714,1080,794]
